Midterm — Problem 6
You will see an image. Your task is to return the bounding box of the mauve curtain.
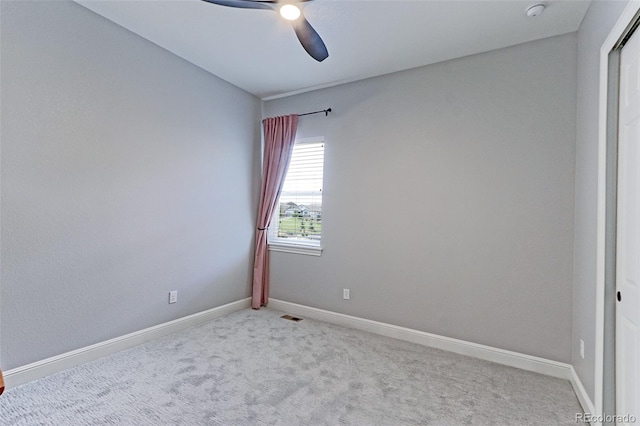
[252,114,298,309]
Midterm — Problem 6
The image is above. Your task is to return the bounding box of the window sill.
[268,242,323,256]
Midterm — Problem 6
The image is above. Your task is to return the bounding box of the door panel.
[617,26,640,424]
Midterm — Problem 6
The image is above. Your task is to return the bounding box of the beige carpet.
[0,308,582,425]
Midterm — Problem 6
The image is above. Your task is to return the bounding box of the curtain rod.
[298,108,332,117]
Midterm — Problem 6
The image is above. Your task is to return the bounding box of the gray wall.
[572,0,629,405]
[0,1,261,370]
[265,34,577,363]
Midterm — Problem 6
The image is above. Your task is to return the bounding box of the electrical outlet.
[580,339,584,359]
[169,290,178,304]
[343,288,350,300]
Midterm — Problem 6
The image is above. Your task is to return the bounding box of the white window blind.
[269,138,324,250]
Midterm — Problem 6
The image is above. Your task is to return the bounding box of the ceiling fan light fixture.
[280,4,301,21]
[201,0,328,61]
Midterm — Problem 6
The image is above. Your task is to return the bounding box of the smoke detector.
[526,3,546,17]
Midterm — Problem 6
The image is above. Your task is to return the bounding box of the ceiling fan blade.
[202,0,329,62]
[201,0,275,11]
[292,14,329,62]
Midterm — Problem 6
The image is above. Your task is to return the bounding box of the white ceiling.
[75,0,591,100]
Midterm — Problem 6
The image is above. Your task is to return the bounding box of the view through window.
[269,138,324,246]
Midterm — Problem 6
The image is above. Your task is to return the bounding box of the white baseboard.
[268,299,573,381]
[5,296,594,418]
[4,297,251,389]
[570,366,596,420]
[268,299,601,414]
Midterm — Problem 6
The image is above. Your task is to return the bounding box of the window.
[268,137,324,255]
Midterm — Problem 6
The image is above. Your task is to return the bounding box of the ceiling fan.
[201,0,329,62]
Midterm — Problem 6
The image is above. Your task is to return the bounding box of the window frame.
[267,136,325,256]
